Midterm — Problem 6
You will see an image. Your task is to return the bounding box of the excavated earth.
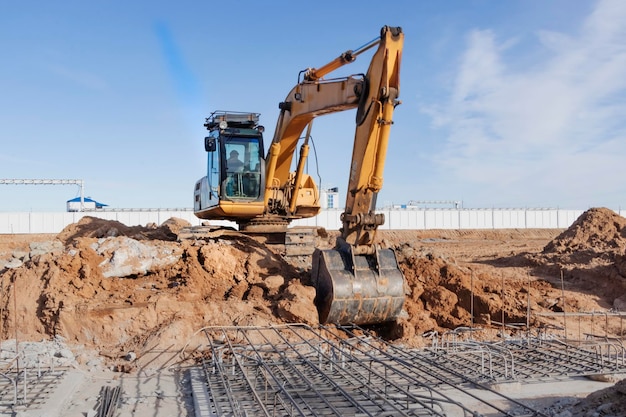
[1,207,626,416]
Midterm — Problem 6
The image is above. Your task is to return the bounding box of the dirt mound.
[543,208,626,261]
[57,216,190,243]
[0,218,319,368]
[524,208,626,308]
[391,244,558,342]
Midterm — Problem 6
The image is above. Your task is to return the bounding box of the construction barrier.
[1,207,624,234]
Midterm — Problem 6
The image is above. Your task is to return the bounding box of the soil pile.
[56,216,186,243]
[386,208,626,342]
[528,207,626,310]
[542,207,626,263]
[0,217,317,366]
[392,244,558,342]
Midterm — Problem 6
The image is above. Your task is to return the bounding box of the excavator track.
[178,225,321,260]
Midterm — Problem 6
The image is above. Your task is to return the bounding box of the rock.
[4,258,23,269]
[55,348,75,360]
[261,275,285,294]
[11,250,29,261]
[96,236,183,278]
[276,281,318,324]
[29,240,63,257]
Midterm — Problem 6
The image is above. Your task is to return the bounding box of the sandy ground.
[1,207,626,415]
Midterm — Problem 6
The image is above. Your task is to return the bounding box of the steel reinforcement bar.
[192,324,626,417]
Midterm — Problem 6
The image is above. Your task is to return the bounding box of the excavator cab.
[194,111,267,220]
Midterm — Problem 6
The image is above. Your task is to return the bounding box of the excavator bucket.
[311,245,405,325]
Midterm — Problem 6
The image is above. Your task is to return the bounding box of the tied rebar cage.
[0,344,67,412]
[189,324,626,417]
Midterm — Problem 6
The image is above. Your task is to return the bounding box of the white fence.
[293,208,601,230]
[1,208,623,234]
[0,210,205,234]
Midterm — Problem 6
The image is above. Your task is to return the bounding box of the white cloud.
[427,0,626,207]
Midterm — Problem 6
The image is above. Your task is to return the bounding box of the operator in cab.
[227,150,244,172]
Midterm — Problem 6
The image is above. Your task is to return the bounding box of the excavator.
[192,26,405,325]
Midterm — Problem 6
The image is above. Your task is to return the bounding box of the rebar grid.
[0,367,67,411]
[423,330,626,382]
[0,343,69,413]
[195,324,626,417]
[201,325,453,416]
[330,326,548,417]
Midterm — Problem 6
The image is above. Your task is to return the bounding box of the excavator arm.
[311,26,405,325]
[341,26,402,251]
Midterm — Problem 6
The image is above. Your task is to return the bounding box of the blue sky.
[1,0,625,212]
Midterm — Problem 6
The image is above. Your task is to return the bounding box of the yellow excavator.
[193,26,405,325]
